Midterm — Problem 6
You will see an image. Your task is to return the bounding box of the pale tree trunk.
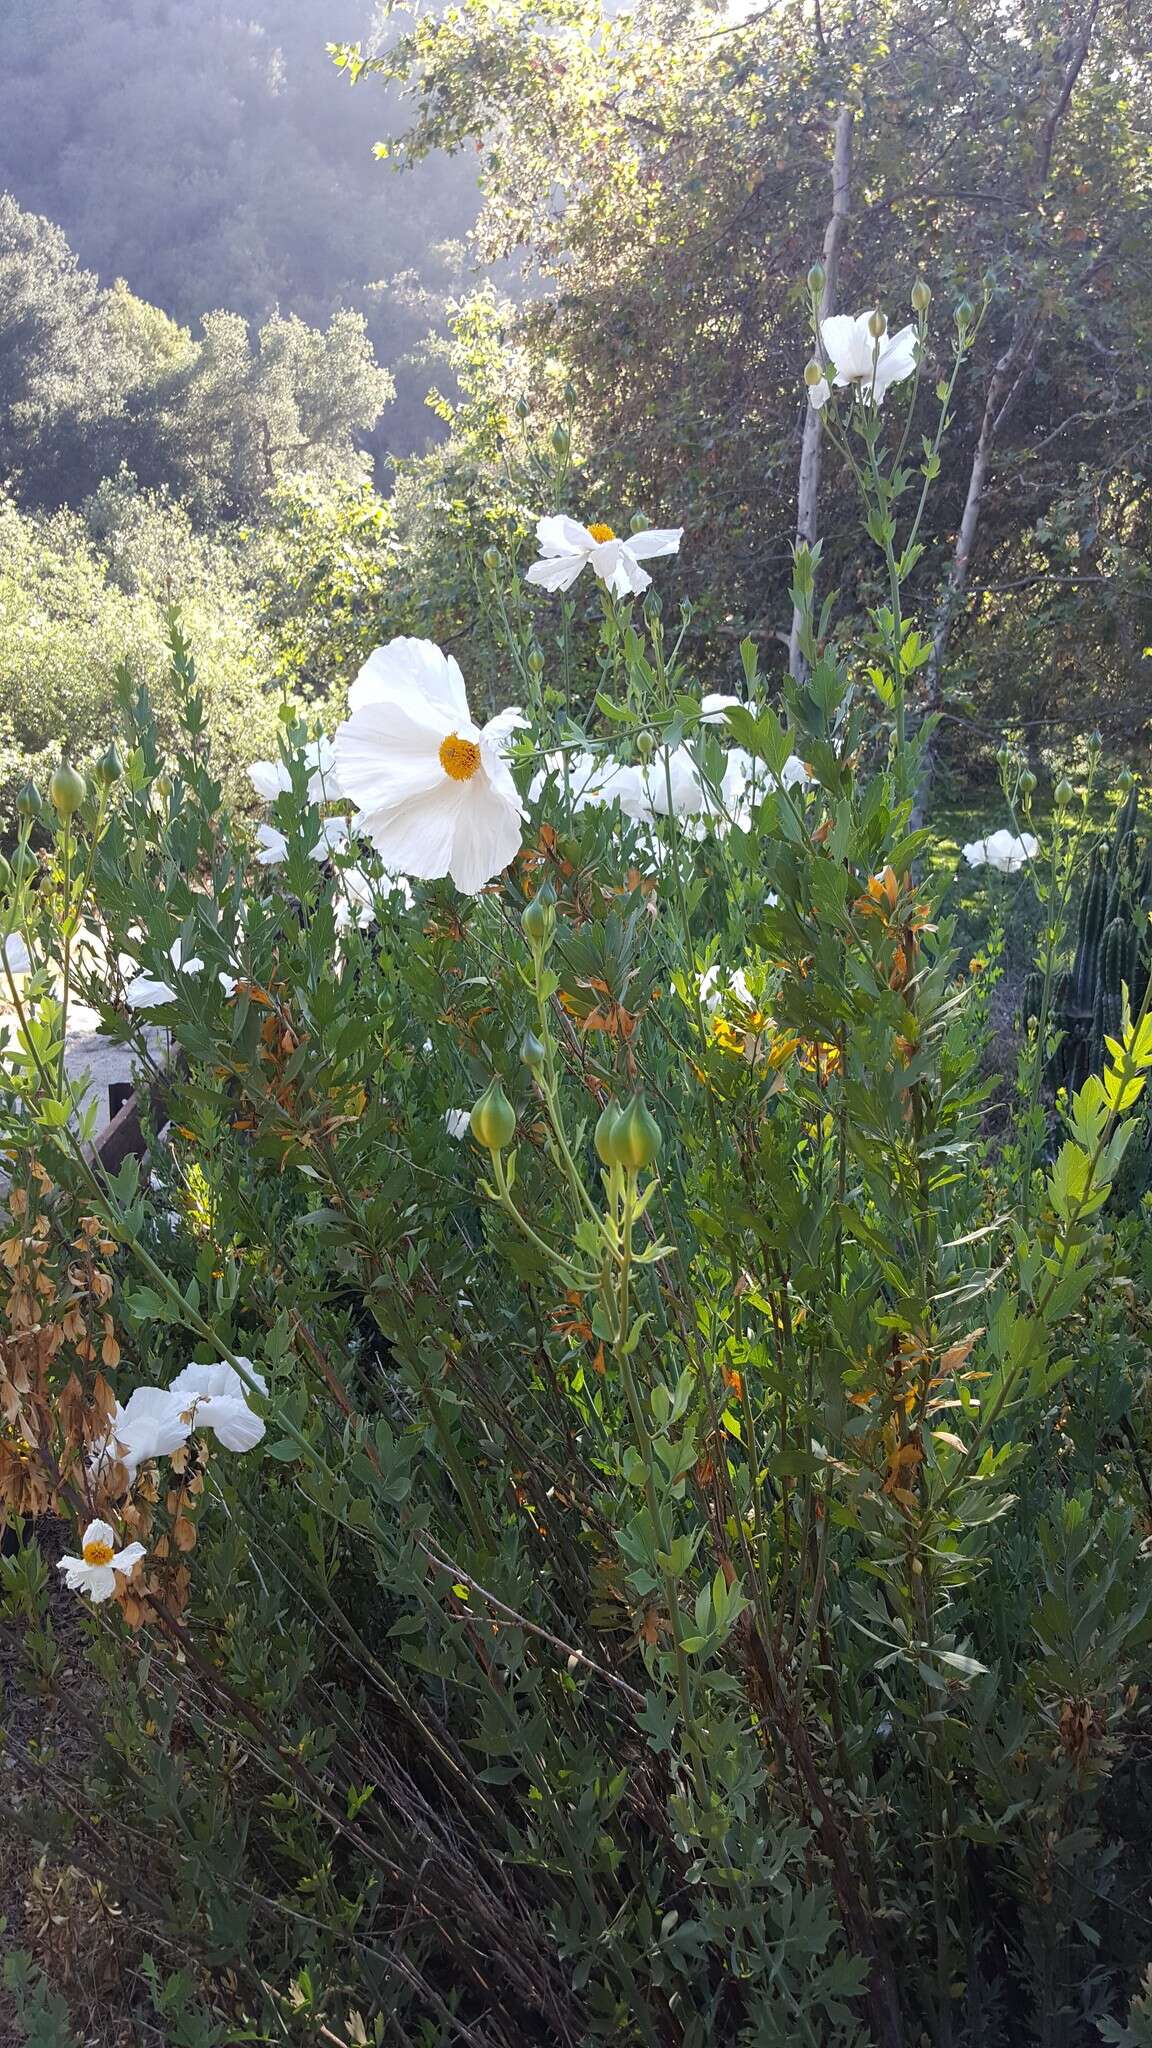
[909,0,1103,828]
[789,105,853,682]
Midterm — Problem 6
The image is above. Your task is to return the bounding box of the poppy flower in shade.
[962,829,1038,874]
[1,933,31,976]
[334,638,526,896]
[254,823,288,867]
[90,1385,192,1485]
[525,516,682,599]
[57,1519,145,1603]
[808,312,918,410]
[169,1359,267,1452]
[124,936,204,1012]
[444,1108,472,1140]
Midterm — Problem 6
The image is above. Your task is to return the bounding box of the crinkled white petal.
[255,824,288,866]
[348,639,471,724]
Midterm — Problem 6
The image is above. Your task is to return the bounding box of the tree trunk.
[789,105,853,682]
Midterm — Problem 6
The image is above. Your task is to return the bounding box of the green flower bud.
[955,296,974,329]
[911,278,931,313]
[49,761,86,818]
[520,1030,545,1071]
[636,729,655,760]
[527,646,545,676]
[9,846,36,884]
[867,308,887,339]
[514,395,530,420]
[470,1077,516,1152]
[16,780,41,819]
[807,261,826,298]
[482,545,501,572]
[563,382,578,409]
[628,511,648,535]
[594,1099,623,1167]
[551,423,570,457]
[1054,777,1074,808]
[94,742,123,788]
[154,774,172,800]
[803,358,824,387]
[1019,769,1037,798]
[1117,767,1136,795]
[521,884,556,950]
[610,1093,662,1172]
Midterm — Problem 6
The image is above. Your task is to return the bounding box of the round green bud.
[49,761,86,818]
[1054,777,1074,808]
[563,382,578,409]
[867,308,887,339]
[9,846,36,884]
[911,279,931,313]
[482,545,501,572]
[16,780,41,819]
[470,1078,516,1152]
[594,1099,622,1167]
[154,774,172,800]
[611,1093,662,1173]
[1019,769,1037,798]
[636,729,655,761]
[955,296,974,329]
[94,742,123,788]
[520,1030,546,1071]
[807,261,826,297]
[1117,767,1136,795]
[551,423,570,457]
[527,646,545,676]
[521,884,556,950]
[803,358,824,387]
[629,511,649,534]
[514,395,530,420]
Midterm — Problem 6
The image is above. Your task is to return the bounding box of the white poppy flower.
[1,933,31,976]
[528,750,639,813]
[334,638,526,896]
[309,819,350,862]
[811,312,918,409]
[962,829,1038,874]
[124,936,204,1012]
[169,1358,267,1452]
[619,747,705,824]
[249,737,340,805]
[255,823,288,866]
[700,965,755,1012]
[58,1518,146,1604]
[90,1386,192,1485]
[444,1108,472,1140]
[525,516,682,600]
[333,864,412,931]
[700,693,757,725]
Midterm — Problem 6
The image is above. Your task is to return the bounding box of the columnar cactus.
[1044,787,1152,1096]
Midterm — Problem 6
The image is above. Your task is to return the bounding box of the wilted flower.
[525,516,682,600]
[334,639,526,896]
[962,829,1038,874]
[124,936,204,1011]
[808,312,918,410]
[169,1359,267,1452]
[57,1519,145,1604]
[90,1385,192,1484]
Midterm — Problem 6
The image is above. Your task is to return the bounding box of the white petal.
[624,527,682,563]
[348,639,470,724]
[356,778,468,883]
[807,376,831,411]
[83,1565,118,1603]
[535,514,595,555]
[525,552,588,591]
[448,778,524,894]
[1,933,31,975]
[444,1108,471,1139]
[255,824,288,866]
[171,1358,268,1403]
[197,1395,265,1452]
[83,1517,116,1550]
[111,1541,146,1575]
[125,974,178,1010]
[248,759,292,801]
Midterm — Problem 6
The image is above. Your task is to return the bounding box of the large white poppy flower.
[90,1385,193,1484]
[124,937,205,1012]
[808,312,918,410]
[334,639,526,896]
[619,747,706,824]
[962,829,1037,874]
[58,1519,145,1604]
[169,1358,267,1452]
[525,516,682,600]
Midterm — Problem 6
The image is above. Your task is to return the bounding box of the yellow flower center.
[438,733,482,782]
[82,1537,115,1566]
[587,523,616,543]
